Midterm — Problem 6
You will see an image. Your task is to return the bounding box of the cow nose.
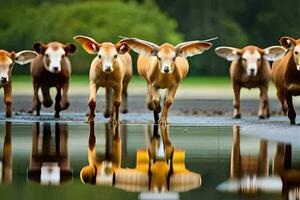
[164,66,170,73]
[104,66,112,72]
[1,77,7,83]
[53,66,59,72]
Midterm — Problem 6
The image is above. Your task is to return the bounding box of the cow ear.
[176,41,212,57]
[279,36,296,49]
[215,46,241,61]
[33,42,47,54]
[14,50,38,65]
[116,42,130,54]
[64,43,77,55]
[263,46,286,61]
[73,35,100,54]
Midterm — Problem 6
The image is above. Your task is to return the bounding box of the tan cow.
[272,36,300,125]
[215,45,286,119]
[74,35,132,124]
[119,37,212,124]
[30,42,76,118]
[0,50,37,117]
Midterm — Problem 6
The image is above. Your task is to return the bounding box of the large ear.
[118,36,159,56]
[14,50,38,65]
[279,36,296,49]
[64,43,76,55]
[263,46,286,61]
[73,35,100,54]
[215,46,241,61]
[33,42,47,54]
[115,42,130,55]
[176,41,212,57]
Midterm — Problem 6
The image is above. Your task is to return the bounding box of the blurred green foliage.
[0,0,182,74]
[1,0,300,76]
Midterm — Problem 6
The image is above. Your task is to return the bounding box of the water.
[0,122,298,200]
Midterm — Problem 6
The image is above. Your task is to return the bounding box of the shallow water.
[0,122,298,200]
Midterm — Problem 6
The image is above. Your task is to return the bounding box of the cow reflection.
[27,123,72,185]
[273,143,300,200]
[217,126,282,194]
[80,123,122,185]
[0,122,12,184]
[114,125,201,193]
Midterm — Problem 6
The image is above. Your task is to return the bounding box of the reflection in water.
[80,123,122,185]
[274,143,300,200]
[0,122,12,184]
[80,123,201,199]
[217,126,282,194]
[27,123,72,185]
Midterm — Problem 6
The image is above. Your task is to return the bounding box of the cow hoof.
[122,108,128,114]
[103,111,110,118]
[62,102,70,110]
[233,114,241,119]
[54,113,60,118]
[43,100,53,108]
[5,113,12,118]
[86,116,95,124]
[259,115,266,119]
[290,120,296,125]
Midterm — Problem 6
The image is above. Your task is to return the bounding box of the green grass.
[11,75,231,88]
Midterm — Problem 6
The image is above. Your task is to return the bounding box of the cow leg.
[41,85,52,108]
[277,88,288,115]
[87,82,99,124]
[60,81,70,110]
[258,84,269,119]
[104,87,111,118]
[111,84,122,124]
[232,83,241,119]
[3,82,12,118]
[159,85,178,125]
[121,80,129,114]
[31,83,41,116]
[54,86,62,118]
[285,92,296,125]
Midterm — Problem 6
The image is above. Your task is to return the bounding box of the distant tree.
[0,0,182,74]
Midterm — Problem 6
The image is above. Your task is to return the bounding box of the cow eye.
[62,54,65,58]
[98,55,102,59]
[45,54,49,58]
[242,58,246,62]
[173,57,176,61]
[114,55,118,59]
[257,58,261,62]
[295,51,299,55]
[157,56,161,61]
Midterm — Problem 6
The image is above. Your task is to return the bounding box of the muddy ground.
[5,95,299,117]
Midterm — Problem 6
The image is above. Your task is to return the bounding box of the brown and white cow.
[73,35,132,124]
[272,36,300,125]
[30,42,76,118]
[0,50,37,117]
[119,37,212,125]
[215,45,286,119]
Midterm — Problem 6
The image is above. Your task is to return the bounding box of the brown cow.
[215,45,286,119]
[272,36,300,125]
[30,42,76,118]
[0,50,37,117]
[73,35,132,124]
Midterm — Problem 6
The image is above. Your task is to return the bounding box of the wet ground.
[0,95,300,200]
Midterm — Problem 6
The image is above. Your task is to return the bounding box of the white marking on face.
[0,58,12,84]
[98,47,118,73]
[44,47,65,73]
[242,50,261,76]
[294,46,300,71]
[157,51,176,74]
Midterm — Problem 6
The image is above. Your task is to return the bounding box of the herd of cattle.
[0,35,299,125]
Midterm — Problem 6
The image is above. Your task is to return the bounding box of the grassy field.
[8,75,280,99]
